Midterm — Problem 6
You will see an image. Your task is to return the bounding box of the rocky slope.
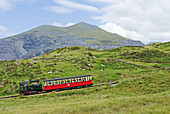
[0,22,144,60]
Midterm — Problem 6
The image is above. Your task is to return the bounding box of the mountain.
[146,41,159,45]
[0,22,144,60]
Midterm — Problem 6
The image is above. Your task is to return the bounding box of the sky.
[0,0,170,44]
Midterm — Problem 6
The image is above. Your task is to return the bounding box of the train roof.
[19,80,40,83]
[43,74,91,82]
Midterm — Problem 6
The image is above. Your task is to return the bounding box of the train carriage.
[19,74,93,95]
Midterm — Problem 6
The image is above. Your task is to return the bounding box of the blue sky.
[0,0,103,37]
[0,0,170,44]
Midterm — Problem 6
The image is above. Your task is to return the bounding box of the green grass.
[0,86,169,114]
[0,42,170,113]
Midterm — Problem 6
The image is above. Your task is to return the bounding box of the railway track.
[0,95,21,100]
[0,82,118,100]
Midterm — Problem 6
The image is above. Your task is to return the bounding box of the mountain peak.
[70,22,99,30]
[77,21,89,25]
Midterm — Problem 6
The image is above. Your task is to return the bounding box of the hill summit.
[0,22,144,60]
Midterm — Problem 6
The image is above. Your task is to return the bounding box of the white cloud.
[93,0,170,43]
[53,22,62,27]
[0,0,36,11]
[0,25,7,32]
[0,25,18,39]
[0,25,9,38]
[87,0,118,3]
[0,0,15,11]
[54,0,99,12]
[65,22,75,27]
[43,6,72,14]
[99,23,126,37]
[52,22,75,27]
[99,23,145,42]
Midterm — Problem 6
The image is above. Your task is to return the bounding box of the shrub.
[87,52,93,56]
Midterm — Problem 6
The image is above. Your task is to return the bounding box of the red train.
[19,74,93,95]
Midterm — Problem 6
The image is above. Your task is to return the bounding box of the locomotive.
[19,74,93,95]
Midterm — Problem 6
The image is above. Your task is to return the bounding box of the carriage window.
[61,80,63,84]
[65,80,67,83]
[72,78,76,82]
[77,78,80,82]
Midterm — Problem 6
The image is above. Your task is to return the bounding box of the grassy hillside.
[0,42,169,113]
[0,42,169,95]
[0,87,169,113]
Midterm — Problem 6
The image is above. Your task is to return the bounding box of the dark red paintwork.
[44,80,92,91]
